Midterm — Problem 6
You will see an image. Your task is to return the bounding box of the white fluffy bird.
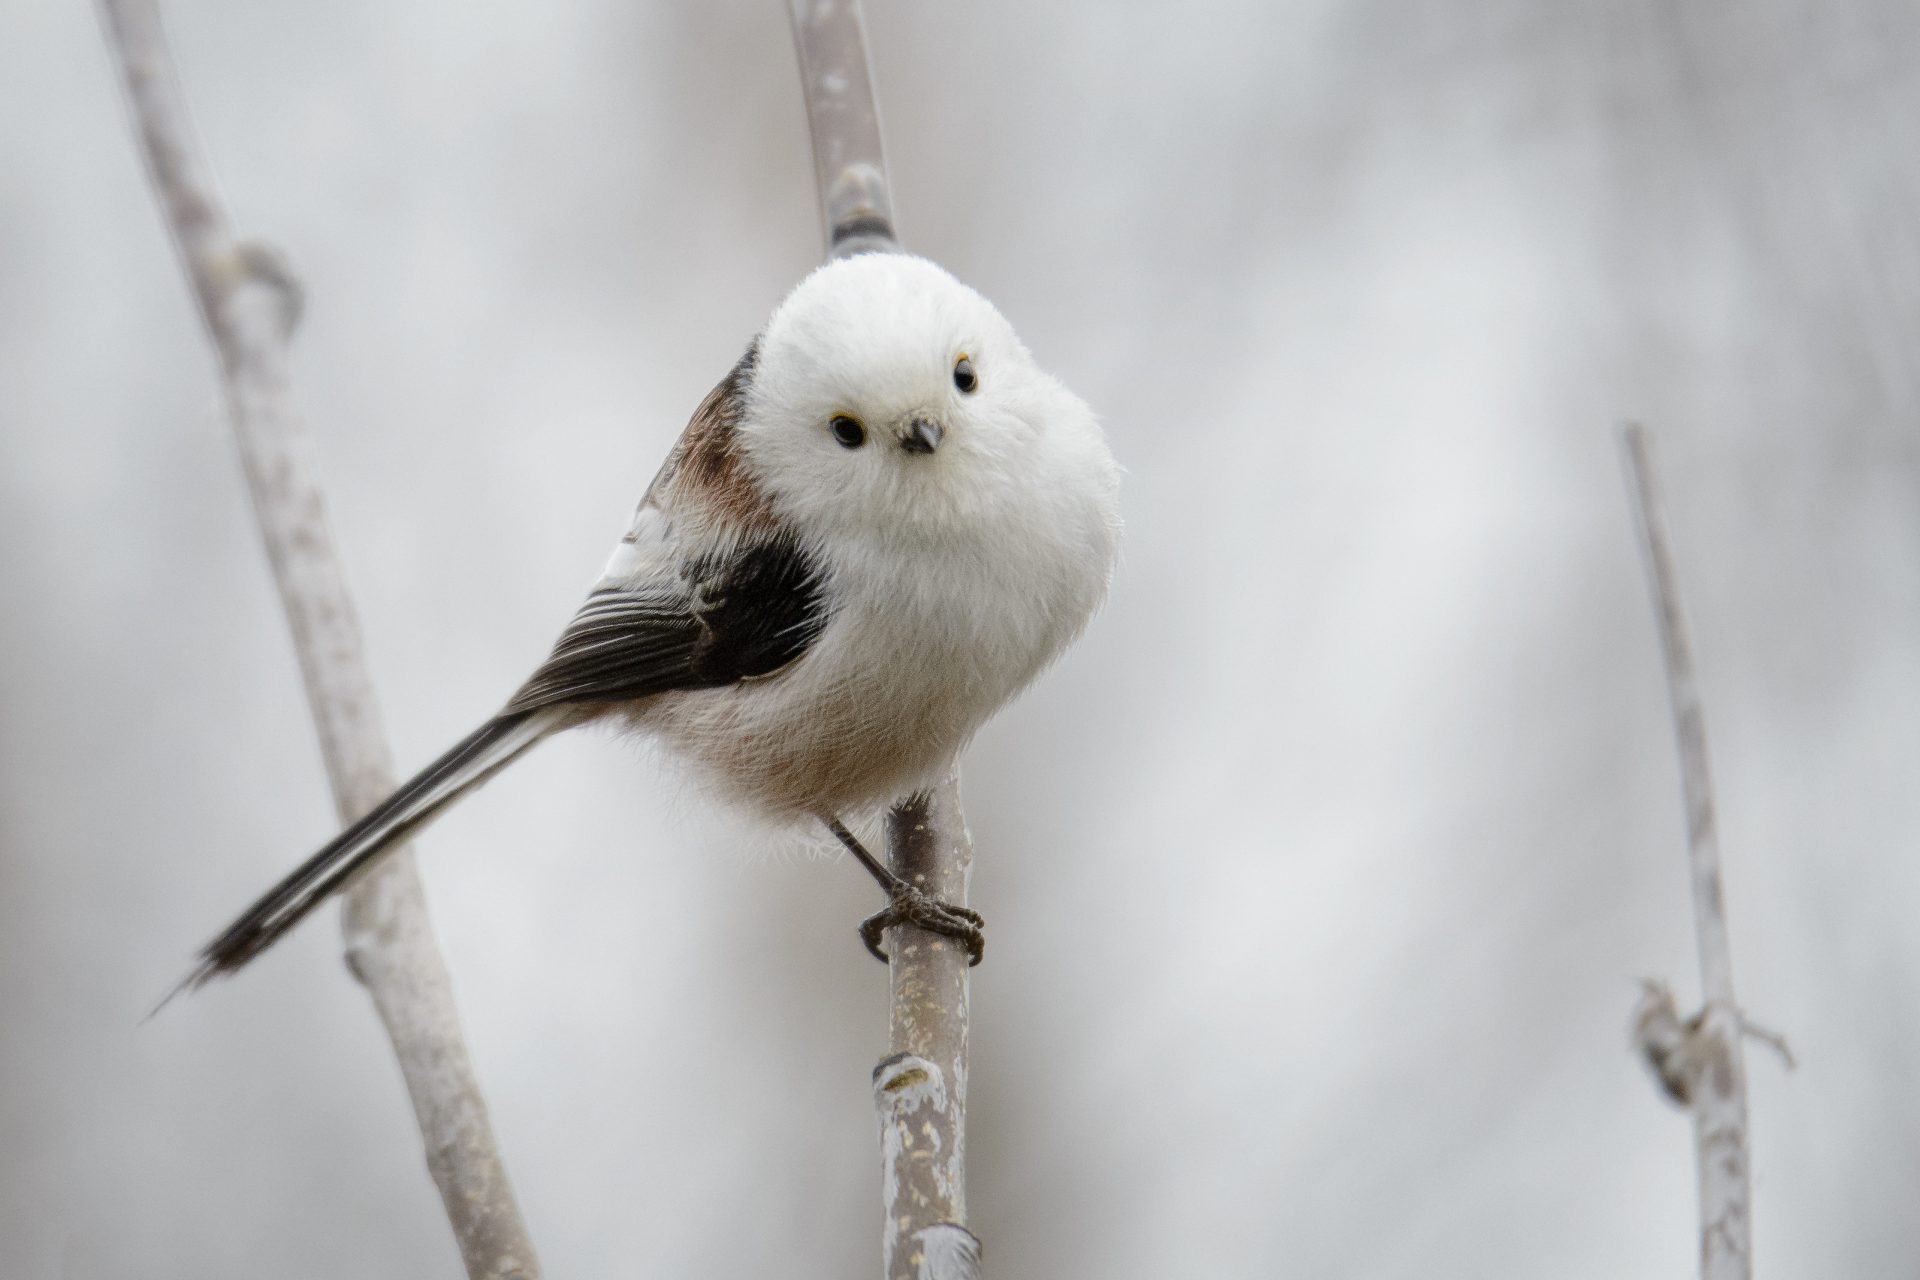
[182,252,1120,988]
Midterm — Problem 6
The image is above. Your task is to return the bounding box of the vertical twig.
[100,3,540,1277]
[875,781,979,1280]
[788,5,982,1277]
[789,0,898,261]
[1622,423,1753,1280]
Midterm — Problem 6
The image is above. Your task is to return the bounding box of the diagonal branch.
[100,2,540,1276]
[1621,422,1755,1280]
[788,5,981,1278]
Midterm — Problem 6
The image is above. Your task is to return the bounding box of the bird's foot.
[860,888,985,967]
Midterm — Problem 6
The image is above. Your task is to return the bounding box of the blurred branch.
[788,5,981,1277]
[99,2,539,1277]
[1622,423,1772,1280]
[788,0,899,259]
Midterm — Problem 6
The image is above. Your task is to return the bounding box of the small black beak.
[900,417,943,455]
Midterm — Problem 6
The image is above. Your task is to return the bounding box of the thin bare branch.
[788,0,899,259]
[100,2,539,1276]
[1622,422,1754,1280]
[876,781,982,1280]
[787,4,980,1274]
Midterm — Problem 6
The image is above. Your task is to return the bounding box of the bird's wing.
[504,526,829,714]
[502,571,702,712]
[172,345,826,993]
[505,335,825,712]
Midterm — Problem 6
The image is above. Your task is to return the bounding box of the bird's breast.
[643,508,1108,819]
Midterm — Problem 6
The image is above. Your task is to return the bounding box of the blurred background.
[4,1,1917,1275]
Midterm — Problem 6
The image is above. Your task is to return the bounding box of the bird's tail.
[170,707,566,998]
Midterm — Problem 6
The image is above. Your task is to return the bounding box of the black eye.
[830,415,867,448]
[953,356,978,394]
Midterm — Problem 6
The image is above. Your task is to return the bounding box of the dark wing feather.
[176,536,827,995]
[504,587,705,712]
[504,532,829,715]
[687,535,829,682]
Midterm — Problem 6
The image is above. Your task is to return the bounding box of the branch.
[100,3,540,1276]
[875,782,981,1280]
[788,0,898,260]
[788,5,980,1277]
[1621,423,1760,1280]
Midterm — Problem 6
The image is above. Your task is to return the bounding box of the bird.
[177,251,1121,992]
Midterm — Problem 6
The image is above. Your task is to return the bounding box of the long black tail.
[169,707,562,999]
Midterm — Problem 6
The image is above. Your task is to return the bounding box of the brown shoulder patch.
[657,341,773,530]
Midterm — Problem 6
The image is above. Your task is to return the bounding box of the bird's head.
[739,254,1093,542]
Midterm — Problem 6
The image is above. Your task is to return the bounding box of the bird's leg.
[824,817,984,966]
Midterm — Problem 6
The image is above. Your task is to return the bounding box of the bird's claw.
[860,889,985,966]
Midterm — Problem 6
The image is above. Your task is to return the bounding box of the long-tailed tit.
[180,252,1120,989]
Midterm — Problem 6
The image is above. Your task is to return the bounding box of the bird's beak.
[899,417,943,456]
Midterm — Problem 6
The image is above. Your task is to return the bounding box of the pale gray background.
[3,1,1916,1276]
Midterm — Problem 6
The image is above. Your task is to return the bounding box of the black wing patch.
[688,535,829,682]
[504,534,828,714]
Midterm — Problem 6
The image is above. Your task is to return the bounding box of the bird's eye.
[953,356,978,394]
[830,415,867,449]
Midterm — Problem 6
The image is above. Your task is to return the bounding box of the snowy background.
[3,1,1917,1276]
